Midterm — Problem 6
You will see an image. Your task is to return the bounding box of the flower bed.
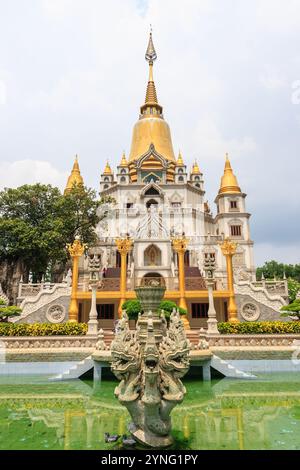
[0,322,88,336]
[218,321,300,335]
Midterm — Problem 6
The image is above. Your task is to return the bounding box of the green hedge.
[218,321,300,335]
[0,322,88,337]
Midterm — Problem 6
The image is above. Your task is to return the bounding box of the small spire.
[103,160,112,175]
[177,150,184,166]
[119,151,128,167]
[191,160,200,175]
[145,29,157,64]
[64,155,84,194]
[218,153,241,194]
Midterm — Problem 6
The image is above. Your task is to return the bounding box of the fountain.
[110,281,190,448]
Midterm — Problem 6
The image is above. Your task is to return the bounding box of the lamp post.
[67,237,86,322]
[220,237,239,323]
[171,236,190,329]
[203,253,219,335]
[87,253,101,335]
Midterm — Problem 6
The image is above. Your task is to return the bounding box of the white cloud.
[190,116,257,161]
[0,160,68,191]
[0,80,6,105]
[41,0,74,21]
[256,0,300,33]
[255,243,300,266]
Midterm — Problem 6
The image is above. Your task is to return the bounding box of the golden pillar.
[67,238,86,322]
[116,237,133,317]
[220,237,239,323]
[172,236,190,329]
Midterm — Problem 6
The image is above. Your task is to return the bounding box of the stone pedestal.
[87,283,98,336]
[206,279,219,336]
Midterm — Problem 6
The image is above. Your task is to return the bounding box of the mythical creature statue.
[110,308,190,448]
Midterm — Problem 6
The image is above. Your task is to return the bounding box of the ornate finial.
[67,238,87,257]
[145,29,157,64]
[64,155,84,194]
[177,150,184,166]
[172,236,189,253]
[191,160,200,175]
[103,160,113,175]
[120,151,128,167]
[115,237,134,254]
[220,237,238,256]
[219,153,241,194]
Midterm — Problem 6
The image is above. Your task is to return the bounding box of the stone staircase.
[211,355,256,379]
[50,356,94,381]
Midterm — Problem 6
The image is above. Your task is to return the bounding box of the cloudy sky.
[0,0,299,265]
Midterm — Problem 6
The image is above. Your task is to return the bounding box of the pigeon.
[104,432,120,443]
[122,435,136,446]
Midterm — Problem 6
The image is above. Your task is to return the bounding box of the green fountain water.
[1,374,300,450]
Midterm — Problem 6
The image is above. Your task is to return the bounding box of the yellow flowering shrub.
[0,322,88,336]
[218,321,300,334]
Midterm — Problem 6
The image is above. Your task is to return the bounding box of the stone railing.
[208,334,300,347]
[14,284,71,323]
[0,335,98,349]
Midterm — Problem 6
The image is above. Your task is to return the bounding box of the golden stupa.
[64,155,84,194]
[218,154,241,194]
[128,32,176,182]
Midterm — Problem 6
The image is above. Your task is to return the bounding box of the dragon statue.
[110,306,190,448]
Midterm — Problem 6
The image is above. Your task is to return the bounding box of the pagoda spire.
[64,155,84,194]
[218,153,241,194]
[140,29,162,116]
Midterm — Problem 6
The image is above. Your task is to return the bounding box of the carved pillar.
[220,238,239,323]
[172,236,190,329]
[116,237,133,317]
[203,253,219,335]
[67,238,86,322]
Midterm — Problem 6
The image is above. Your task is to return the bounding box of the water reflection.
[0,375,300,450]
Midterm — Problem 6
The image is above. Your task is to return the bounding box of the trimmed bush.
[121,299,187,321]
[218,321,300,335]
[0,322,88,336]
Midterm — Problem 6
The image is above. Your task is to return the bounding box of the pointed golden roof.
[64,155,84,194]
[191,161,201,175]
[128,31,176,164]
[119,151,128,167]
[218,154,241,194]
[177,151,184,166]
[103,161,113,175]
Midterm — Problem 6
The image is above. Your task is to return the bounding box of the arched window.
[195,183,200,188]
[178,168,184,174]
[120,176,126,183]
[104,177,109,182]
[178,176,184,182]
[195,176,200,181]
[145,187,160,196]
[104,184,109,189]
[120,169,126,174]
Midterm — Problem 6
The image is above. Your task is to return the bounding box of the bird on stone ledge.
[104,433,120,443]
[122,435,136,446]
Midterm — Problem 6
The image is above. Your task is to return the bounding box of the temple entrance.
[146,199,158,209]
[144,244,162,266]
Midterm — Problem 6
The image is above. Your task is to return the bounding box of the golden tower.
[219,154,241,194]
[128,31,176,182]
[64,155,84,194]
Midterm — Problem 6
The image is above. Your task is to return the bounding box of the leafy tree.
[0,183,112,285]
[256,260,300,282]
[122,299,187,321]
[280,299,300,321]
[0,299,21,322]
[288,279,300,303]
